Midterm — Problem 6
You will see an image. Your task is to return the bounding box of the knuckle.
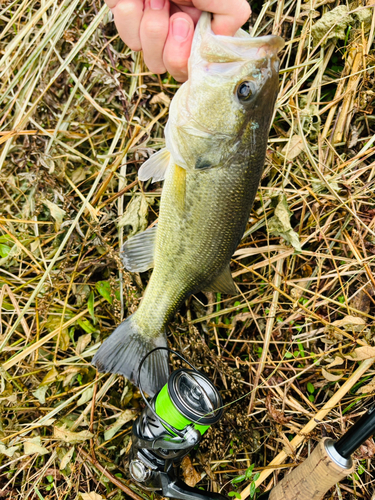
[170,58,187,73]
[237,1,251,24]
[115,1,140,17]
[145,55,167,73]
[165,57,188,80]
[142,19,167,38]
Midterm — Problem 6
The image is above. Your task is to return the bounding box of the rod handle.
[269,438,354,500]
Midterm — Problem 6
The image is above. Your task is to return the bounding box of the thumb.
[163,13,194,82]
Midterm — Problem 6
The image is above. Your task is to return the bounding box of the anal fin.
[204,265,238,295]
[121,224,157,273]
[138,148,171,183]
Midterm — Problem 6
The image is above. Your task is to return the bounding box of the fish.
[93,12,284,396]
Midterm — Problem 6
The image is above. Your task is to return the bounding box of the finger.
[104,0,122,10]
[163,12,194,82]
[191,0,251,36]
[112,0,144,51]
[171,2,201,24]
[171,0,194,5]
[140,0,170,74]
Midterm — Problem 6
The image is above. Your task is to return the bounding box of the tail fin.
[92,314,169,396]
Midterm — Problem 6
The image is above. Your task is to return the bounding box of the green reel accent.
[155,383,210,435]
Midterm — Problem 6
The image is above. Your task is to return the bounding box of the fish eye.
[236,81,255,101]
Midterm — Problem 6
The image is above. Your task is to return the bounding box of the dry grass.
[1,0,375,499]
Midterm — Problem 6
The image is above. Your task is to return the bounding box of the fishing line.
[138,346,319,418]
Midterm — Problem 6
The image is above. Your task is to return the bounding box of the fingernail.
[150,0,164,9]
[150,0,165,10]
[172,18,190,41]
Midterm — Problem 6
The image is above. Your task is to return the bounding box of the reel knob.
[129,459,151,483]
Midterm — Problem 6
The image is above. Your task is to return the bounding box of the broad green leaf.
[87,291,95,322]
[228,492,241,499]
[250,482,256,498]
[307,382,315,394]
[96,281,112,304]
[77,318,96,334]
[245,464,255,479]
[0,235,12,244]
[231,475,246,484]
[0,244,11,258]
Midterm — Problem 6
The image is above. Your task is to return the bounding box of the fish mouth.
[194,12,285,63]
[240,35,285,59]
[200,33,285,63]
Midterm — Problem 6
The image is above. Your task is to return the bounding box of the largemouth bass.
[93,13,284,396]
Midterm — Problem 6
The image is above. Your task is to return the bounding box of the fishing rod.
[258,405,375,500]
[128,349,375,500]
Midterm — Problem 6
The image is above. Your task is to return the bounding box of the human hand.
[105,0,251,82]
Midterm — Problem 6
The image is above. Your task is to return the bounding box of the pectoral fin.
[120,224,158,272]
[204,266,238,295]
[138,148,171,183]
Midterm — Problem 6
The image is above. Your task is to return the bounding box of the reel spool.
[129,348,226,500]
[155,368,223,436]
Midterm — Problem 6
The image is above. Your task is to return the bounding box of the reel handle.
[160,471,227,500]
[265,438,354,500]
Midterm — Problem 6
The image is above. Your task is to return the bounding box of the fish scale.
[135,156,264,331]
[93,13,284,396]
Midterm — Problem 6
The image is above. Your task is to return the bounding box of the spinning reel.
[129,348,227,500]
[129,348,375,500]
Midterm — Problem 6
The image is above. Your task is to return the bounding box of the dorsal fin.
[203,266,238,295]
[120,224,158,273]
[138,148,171,183]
